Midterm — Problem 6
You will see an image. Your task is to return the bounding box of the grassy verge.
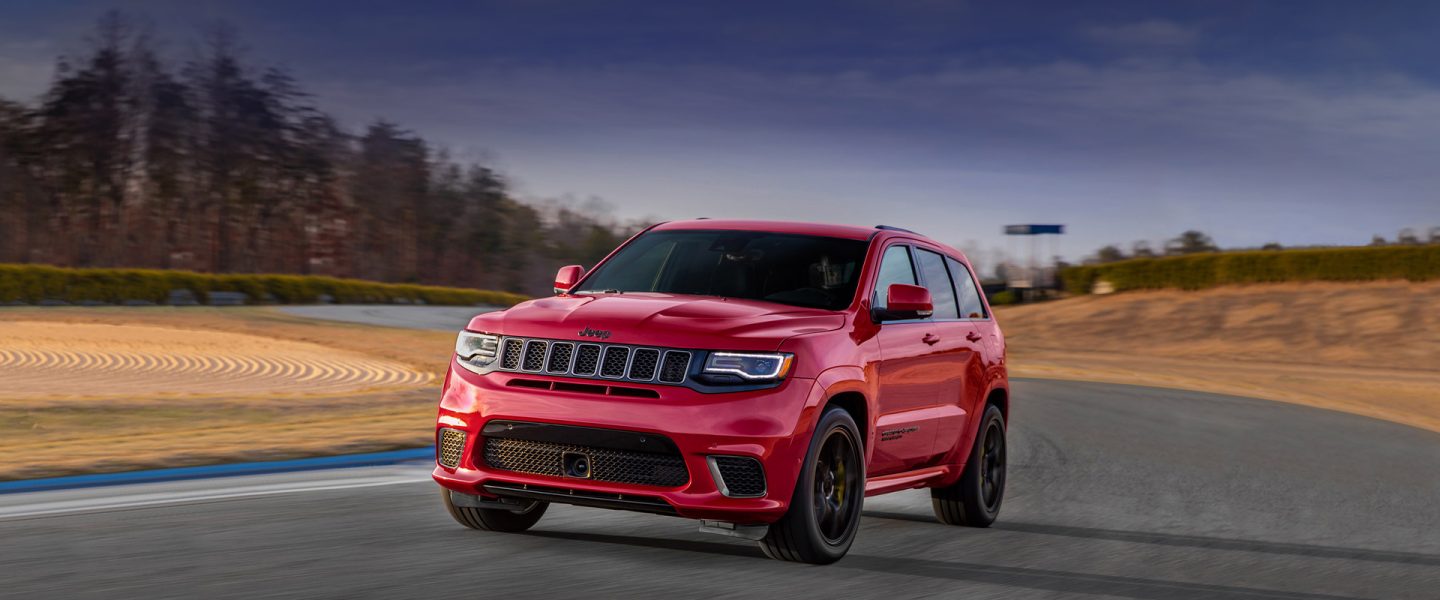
[0,263,530,306]
[1061,245,1440,294]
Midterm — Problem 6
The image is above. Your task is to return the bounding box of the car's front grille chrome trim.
[495,336,693,386]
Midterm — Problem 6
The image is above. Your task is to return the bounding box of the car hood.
[467,293,847,351]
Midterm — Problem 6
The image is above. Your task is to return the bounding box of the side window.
[915,249,960,319]
[947,257,987,319]
[871,245,916,310]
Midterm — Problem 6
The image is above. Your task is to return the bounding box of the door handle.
[966,331,983,342]
[922,333,941,345]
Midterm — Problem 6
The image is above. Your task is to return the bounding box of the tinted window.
[916,249,959,319]
[871,245,917,310]
[947,257,986,318]
[577,230,868,310]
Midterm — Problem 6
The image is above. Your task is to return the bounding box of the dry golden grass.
[0,307,460,480]
[996,281,1440,434]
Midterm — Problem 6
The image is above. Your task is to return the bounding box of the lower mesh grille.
[483,438,689,487]
[710,456,766,497]
[438,428,466,468]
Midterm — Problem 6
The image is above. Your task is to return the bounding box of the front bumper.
[431,358,821,523]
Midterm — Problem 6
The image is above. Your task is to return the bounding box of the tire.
[932,404,1006,527]
[760,406,865,564]
[440,488,548,533]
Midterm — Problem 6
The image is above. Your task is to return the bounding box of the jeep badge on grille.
[578,326,612,340]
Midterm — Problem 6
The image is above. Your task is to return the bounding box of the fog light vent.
[708,456,766,498]
[438,428,467,468]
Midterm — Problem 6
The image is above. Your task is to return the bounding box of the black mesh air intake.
[711,456,766,497]
[522,340,548,371]
[628,348,660,380]
[484,438,688,487]
[546,342,574,373]
[600,346,630,378]
[500,339,524,370]
[573,344,601,375]
[438,428,466,468]
[480,421,689,488]
[659,351,690,383]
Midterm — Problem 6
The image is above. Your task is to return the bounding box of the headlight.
[702,352,794,382]
[455,331,500,373]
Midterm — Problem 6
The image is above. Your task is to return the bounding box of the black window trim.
[911,245,962,321]
[878,240,992,324]
[870,241,917,310]
[942,254,990,321]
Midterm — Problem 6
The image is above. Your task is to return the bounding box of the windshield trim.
[572,228,871,312]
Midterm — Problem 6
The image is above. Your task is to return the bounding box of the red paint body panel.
[433,220,1009,523]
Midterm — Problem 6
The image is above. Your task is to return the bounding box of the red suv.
[433,220,1009,563]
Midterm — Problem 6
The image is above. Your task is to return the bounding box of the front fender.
[805,365,877,467]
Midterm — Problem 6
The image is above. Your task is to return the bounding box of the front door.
[868,243,943,475]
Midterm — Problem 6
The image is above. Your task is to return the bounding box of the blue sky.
[3,1,1438,267]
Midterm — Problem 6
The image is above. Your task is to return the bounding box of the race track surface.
[4,379,1438,599]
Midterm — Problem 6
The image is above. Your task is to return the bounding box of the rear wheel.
[760,406,865,564]
[932,404,1006,527]
[440,488,548,532]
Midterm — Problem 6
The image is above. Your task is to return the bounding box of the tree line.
[0,13,637,295]
[1086,228,1440,265]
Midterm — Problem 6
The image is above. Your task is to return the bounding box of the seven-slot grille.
[496,336,692,385]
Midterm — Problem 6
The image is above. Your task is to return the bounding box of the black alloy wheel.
[760,406,865,564]
[932,403,1006,527]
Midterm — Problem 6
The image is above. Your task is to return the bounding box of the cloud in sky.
[1080,19,1200,48]
[1,1,1438,263]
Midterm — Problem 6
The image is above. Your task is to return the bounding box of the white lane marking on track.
[0,474,430,520]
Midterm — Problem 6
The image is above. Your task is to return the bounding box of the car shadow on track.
[527,524,1373,600]
[863,511,1440,567]
[524,529,766,559]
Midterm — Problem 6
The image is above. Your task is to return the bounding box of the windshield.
[576,230,870,310]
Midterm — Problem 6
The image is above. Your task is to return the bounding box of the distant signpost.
[1004,224,1065,298]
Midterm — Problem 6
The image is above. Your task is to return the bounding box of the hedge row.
[1061,245,1440,295]
[0,264,530,306]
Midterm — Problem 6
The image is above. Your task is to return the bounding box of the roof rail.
[874,224,917,234]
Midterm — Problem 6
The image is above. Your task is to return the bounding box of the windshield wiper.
[576,289,623,294]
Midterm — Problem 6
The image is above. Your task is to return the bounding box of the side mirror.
[554,265,585,294]
[876,283,934,322]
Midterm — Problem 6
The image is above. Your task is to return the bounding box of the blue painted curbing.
[0,447,435,495]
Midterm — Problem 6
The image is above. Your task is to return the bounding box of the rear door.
[910,246,982,460]
[920,255,990,459]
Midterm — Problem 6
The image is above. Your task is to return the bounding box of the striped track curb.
[0,447,434,495]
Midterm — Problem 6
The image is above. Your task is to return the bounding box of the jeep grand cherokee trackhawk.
[433,219,1009,564]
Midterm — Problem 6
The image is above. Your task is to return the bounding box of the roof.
[651,219,881,241]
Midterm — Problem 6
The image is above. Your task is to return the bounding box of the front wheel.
[440,488,548,532]
[931,404,1006,527]
[760,406,865,564]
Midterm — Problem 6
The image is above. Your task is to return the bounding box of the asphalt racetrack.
[3,307,1439,599]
